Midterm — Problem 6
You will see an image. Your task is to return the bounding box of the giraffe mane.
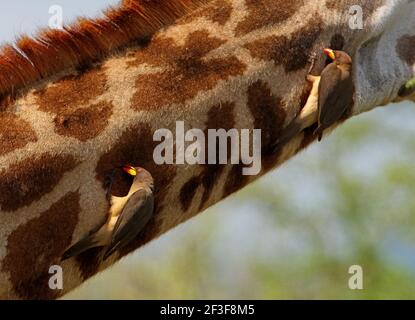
[0,0,209,107]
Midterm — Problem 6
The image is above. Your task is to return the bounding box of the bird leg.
[307,51,318,75]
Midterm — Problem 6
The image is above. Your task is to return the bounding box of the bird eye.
[122,165,137,176]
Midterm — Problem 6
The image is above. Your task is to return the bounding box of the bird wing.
[271,76,321,152]
[270,118,303,153]
[62,230,106,260]
[104,188,154,259]
[318,63,354,130]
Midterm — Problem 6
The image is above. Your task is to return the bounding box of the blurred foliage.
[66,102,415,299]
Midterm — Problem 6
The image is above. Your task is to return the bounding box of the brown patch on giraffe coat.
[179,102,236,212]
[199,102,236,209]
[247,80,286,172]
[35,66,108,114]
[329,34,345,51]
[223,163,249,198]
[396,35,415,66]
[76,247,105,281]
[0,154,78,212]
[245,16,324,72]
[180,176,201,212]
[77,123,177,275]
[34,66,115,142]
[199,103,235,209]
[0,113,37,156]
[219,79,293,198]
[128,30,246,110]
[236,0,304,36]
[180,0,233,26]
[2,192,80,300]
[54,101,114,142]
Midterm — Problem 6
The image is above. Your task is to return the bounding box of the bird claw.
[308,51,317,62]
[307,52,318,75]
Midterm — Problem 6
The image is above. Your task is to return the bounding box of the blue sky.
[0,1,118,43]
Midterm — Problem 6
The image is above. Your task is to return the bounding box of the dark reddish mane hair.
[0,0,208,105]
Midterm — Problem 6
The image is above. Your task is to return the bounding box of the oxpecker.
[315,48,354,141]
[271,48,354,152]
[62,165,155,260]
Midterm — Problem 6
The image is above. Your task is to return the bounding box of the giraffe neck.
[0,0,413,300]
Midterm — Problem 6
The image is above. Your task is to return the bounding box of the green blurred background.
[66,101,415,299]
[2,1,415,300]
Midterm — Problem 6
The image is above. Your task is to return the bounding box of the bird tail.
[103,243,122,261]
[62,231,106,260]
[270,120,303,153]
[314,126,324,142]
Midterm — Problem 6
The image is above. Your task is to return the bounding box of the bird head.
[323,48,352,65]
[122,165,154,190]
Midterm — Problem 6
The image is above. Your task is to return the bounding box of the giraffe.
[0,0,414,299]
